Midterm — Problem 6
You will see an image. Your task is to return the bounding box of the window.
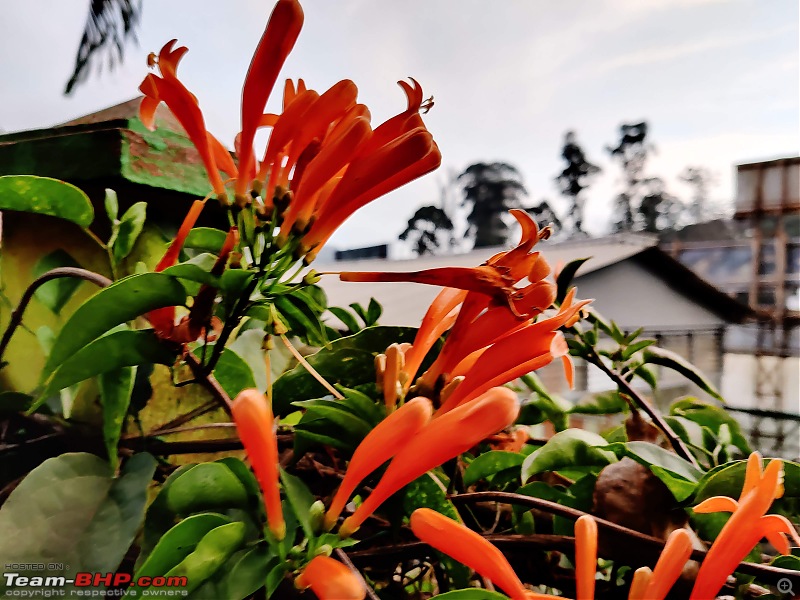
[678,246,752,283]
[788,244,800,275]
[758,242,776,276]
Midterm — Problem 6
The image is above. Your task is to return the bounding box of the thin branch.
[184,352,233,415]
[583,348,698,468]
[279,334,344,399]
[334,548,380,600]
[129,422,236,439]
[0,267,112,363]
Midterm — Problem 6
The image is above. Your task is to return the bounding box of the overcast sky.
[1,0,797,250]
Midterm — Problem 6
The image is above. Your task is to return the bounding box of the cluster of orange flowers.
[140,0,440,264]
[351,209,590,414]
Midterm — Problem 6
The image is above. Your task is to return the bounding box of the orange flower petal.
[575,515,598,600]
[295,555,366,600]
[644,528,693,600]
[231,389,285,541]
[410,508,530,600]
[324,397,432,530]
[339,387,519,537]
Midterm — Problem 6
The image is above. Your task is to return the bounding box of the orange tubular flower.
[641,528,693,600]
[627,568,652,600]
[690,452,800,600]
[236,0,304,200]
[324,397,433,531]
[294,555,366,600]
[140,45,233,201]
[575,515,597,600]
[436,288,591,414]
[231,389,285,541]
[410,508,551,600]
[339,387,520,538]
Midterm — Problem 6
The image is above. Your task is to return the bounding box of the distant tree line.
[399,121,724,255]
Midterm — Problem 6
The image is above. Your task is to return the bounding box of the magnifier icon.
[777,578,794,596]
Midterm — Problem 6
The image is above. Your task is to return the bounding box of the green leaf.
[111,202,147,263]
[191,545,274,600]
[432,590,510,599]
[349,302,369,324]
[204,347,257,400]
[621,338,656,360]
[0,453,155,585]
[770,555,800,570]
[279,468,317,539]
[297,401,373,439]
[604,441,703,502]
[32,330,175,412]
[328,306,362,333]
[185,227,228,254]
[366,298,383,325]
[219,269,254,296]
[32,249,83,314]
[693,459,800,504]
[569,391,628,415]
[272,326,422,415]
[643,347,724,401]
[521,429,617,483]
[165,463,250,515]
[518,390,571,431]
[275,292,327,347]
[135,513,232,579]
[104,188,119,223]
[670,397,751,455]
[557,257,590,304]
[43,272,187,375]
[99,366,136,470]
[463,451,525,486]
[165,522,246,594]
[0,175,94,227]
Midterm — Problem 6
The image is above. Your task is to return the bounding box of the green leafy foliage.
[32,249,83,314]
[643,347,724,401]
[522,429,617,482]
[670,397,751,456]
[110,201,147,263]
[272,326,421,414]
[463,451,525,487]
[0,453,155,589]
[185,227,228,254]
[0,175,94,226]
[556,256,590,303]
[43,272,187,376]
[99,366,136,469]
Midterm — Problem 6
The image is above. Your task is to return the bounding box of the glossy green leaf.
[99,366,136,470]
[275,293,327,347]
[644,347,723,401]
[556,257,590,304]
[603,441,703,502]
[166,463,250,515]
[272,326,421,415]
[202,347,257,400]
[32,249,83,314]
[32,329,173,411]
[463,451,525,486]
[32,330,175,413]
[43,272,187,375]
[621,338,656,360]
[279,468,316,539]
[328,306,362,333]
[135,513,232,580]
[165,522,246,594]
[185,227,227,254]
[0,452,155,587]
[432,590,509,600]
[104,188,118,223]
[670,397,751,455]
[366,297,383,325]
[569,391,628,415]
[521,429,617,483]
[111,201,147,263]
[0,175,93,226]
[693,459,800,503]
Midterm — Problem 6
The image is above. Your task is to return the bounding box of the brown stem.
[184,352,233,415]
[334,548,380,600]
[583,347,698,468]
[149,399,221,433]
[0,267,112,363]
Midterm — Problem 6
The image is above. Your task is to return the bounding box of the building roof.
[316,233,753,328]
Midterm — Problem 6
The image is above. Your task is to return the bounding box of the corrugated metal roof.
[315,233,658,327]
